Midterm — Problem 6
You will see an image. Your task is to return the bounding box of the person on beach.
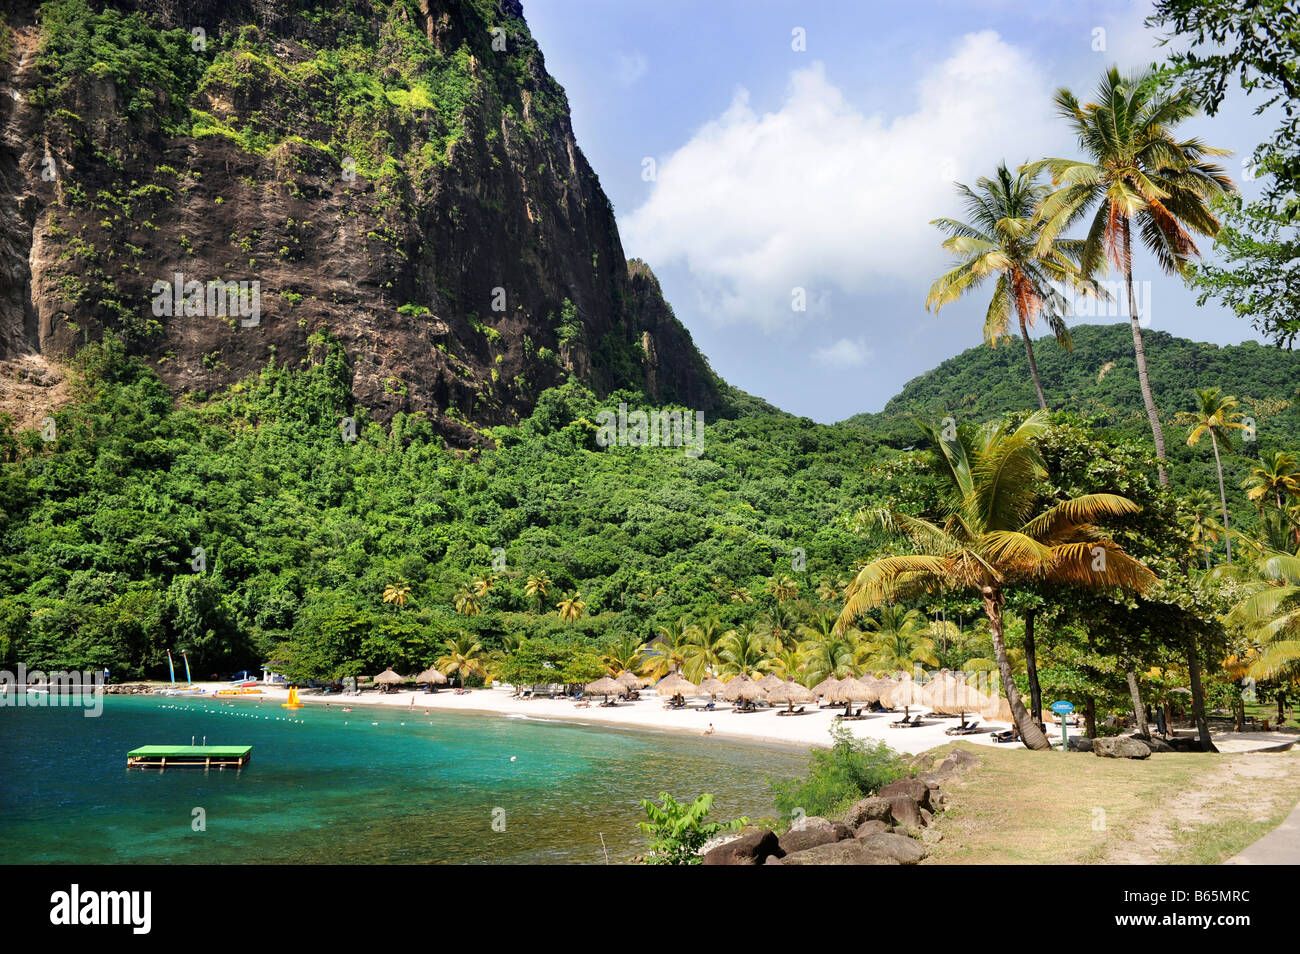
[702,724,714,736]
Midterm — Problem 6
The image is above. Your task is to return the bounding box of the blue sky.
[522,0,1275,422]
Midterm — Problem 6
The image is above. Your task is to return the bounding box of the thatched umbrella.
[722,674,764,709]
[755,673,785,692]
[811,676,843,700]
[889,673,926,709]
[585,676,624,703]
[767,680,816,712]
[655,672,698,706]
[831,677,879,715]
[697,676,727,700]
[616,670,645,690]
[374,667,404,692]
[416,667,448,691]
[982,694,1014,724]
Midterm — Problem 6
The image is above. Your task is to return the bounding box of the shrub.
[770,723,907,823]
[637,793,745,865]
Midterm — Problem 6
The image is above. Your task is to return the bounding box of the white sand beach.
[169,681,1036,755]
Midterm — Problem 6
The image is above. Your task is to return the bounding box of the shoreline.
[148,681,1024,756]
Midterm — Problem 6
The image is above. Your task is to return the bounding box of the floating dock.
[126,745,252,770]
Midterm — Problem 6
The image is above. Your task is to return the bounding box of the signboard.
[1050,700,1075,715]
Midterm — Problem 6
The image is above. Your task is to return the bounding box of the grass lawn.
[923,741,1300,865]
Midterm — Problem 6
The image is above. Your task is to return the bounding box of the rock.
[1067,736,1093,752]
[879,778,933,811]
[701,827,783,865]
[795,816,832,831]
[930,791,950,811]
[780,840,901,865]
[1092,736,1151,759]
[843,796,892,828]
[778,822,849,856]
[1143,736,1175,753]
[887,795,925,829]
[854,820,890,838]
[920,808,933,827]
[934,749,980,776]
[763,855,783,865]
[921,829,944,844]
[857,831,928,865]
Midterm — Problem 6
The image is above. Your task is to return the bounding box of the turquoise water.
[0,695,808,864]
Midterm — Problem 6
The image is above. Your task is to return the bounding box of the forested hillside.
[845,323,1300,515]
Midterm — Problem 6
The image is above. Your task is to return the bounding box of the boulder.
[1143,736,1175,753]
[778,822,848,856]
[857,831,928,865]
[879,778,933,811]
[934,748,979,776]
[1067,736,1093,752]
[843,796,892,828]
[853,819,890,838]
[920,808,933,827]
[763,855,783,865]
[886,795,925,829]
[780,840,901,865]
[702,827,783,865]
[1092,736,1151,760]
[921,828,944,845]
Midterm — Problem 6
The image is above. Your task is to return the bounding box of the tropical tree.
[436,634,486,687]
[766,574,799,603]
[556,592,587,623]
[926,163,1096,410]
[1243,451,1300,543]
[800,632,858,684]
[1180,488,1224,570]
[601,634,647,677]
[761,603,801,650]
[643,618,692,682]
[683,617,733,681]
[524,573,552,611]
[769,645,808,685]
[453,586,481,618]
[1185,386,1246,564]
[471,576,496,597]
[861,605,940,670]
[719,625,774,679]
[1227,550,1300,682]
[837,411,1157,749]
[382,583,410,608]
[1029,66,1235,485]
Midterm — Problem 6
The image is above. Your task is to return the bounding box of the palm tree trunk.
[1123,222,1169,486]
[1085,694,1096,739]
[1186,633,1217,752]
[981,586,1050,750]
[1125,667,1149,739]
[1210,432,1232,564]
[1019,313,1048,411]
[1023,607,1042,723]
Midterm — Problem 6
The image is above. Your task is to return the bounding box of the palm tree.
[556,592,587,624]
[1185,387,1246,564]
[436,634,486,687]
[1029,66,1235,486]
[800,632,858,684]
[861,605,940,670]
[1243,451,1300,545]
[926,163,1096,410]
[601,634,646,677]
[769,646,808,685]
[471,575,496,597]
[524,573,552,611]
[836,411,1157,750]
[766,574,799,603]
[1180,488,1224,571]
[719,625,774,679]
[682,617,733,682]
[761,603,800,650]
[643,619,692,682]
[382,583,411,608]
[453,586,481,618]
[1227,550,1300,682]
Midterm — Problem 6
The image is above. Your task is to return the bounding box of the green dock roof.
[128,745,252,757]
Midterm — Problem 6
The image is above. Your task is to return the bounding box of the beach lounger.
[890,713,922,727]
[777,706,808,717]
[990,729,1017,743]
[946,720,981,736]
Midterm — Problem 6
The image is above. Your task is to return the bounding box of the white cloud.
[813,336,873,369]
[615,51,648,85]
[621,31,1059,330]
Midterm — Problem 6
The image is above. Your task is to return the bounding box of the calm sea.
[0,694,808,864]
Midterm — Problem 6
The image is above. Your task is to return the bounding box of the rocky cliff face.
[0,0,725,444]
